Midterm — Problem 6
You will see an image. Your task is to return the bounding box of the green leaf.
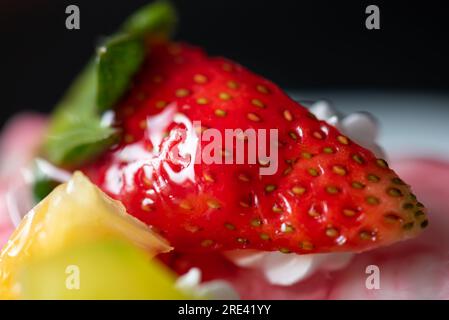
[31,158,71,202]
[96,34,145,112]
[121,0,177,37]
[43,62,120,166]
[43,1,177,167]
[32,168,59,203]
[44,114,119,167]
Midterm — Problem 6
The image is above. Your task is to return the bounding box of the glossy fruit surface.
[0,172,170,298]
[83,42,428,255]
[18,239,186,300]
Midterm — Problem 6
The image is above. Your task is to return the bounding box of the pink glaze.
[163,158,449,299]
[0,113,47,244]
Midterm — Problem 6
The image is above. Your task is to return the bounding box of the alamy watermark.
[65,264,80,290]
[365,5,380,30]
[65,5,381,31]
[365,264,381,290]
[65,5,80,30]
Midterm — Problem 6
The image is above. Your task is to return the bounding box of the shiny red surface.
[82,42,427,254]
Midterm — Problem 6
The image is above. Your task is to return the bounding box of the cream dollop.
[226,99,385,286]
[309,100,385,158]
[175,267,239,299]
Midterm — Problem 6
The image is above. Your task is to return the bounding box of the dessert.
[0,1,440,299]
[79,39,428,256]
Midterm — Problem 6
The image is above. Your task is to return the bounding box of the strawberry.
[82,41,428,254]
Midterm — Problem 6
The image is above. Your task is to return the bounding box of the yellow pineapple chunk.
[0,172,171,299]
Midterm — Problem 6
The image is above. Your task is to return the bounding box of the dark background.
[1,0,448,128]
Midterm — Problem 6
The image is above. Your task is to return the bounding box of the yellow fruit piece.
[18,239,187,300]
[0,172,171,299]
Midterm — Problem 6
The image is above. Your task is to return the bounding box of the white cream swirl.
[175,267,239,299]
[226,99,385,286]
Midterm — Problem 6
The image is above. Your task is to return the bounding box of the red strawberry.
[82,41,428,254]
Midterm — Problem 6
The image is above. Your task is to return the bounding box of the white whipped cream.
[175,267,239,299]
[309,100,385,158]
[226,99,385,286]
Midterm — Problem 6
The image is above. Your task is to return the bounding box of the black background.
[2,300,447,317]
[1,0,448,127]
